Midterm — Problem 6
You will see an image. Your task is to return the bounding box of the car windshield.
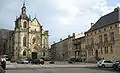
[104,60,113,63]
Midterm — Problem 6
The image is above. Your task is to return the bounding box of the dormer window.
[23,21,27,28]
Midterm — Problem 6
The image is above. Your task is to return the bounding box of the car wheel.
[102,64,105,68]
[118,65,120,70]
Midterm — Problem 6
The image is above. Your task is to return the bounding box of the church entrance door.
[32,52,37,59]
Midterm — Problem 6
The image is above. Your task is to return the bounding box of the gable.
[31,18,42,26]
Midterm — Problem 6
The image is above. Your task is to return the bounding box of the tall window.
[110,46,113,53]
[104,47,108,54]
[87,38,89,44]
[91,38,94,44]
[104,34,108,43]
[23,21,27,28]
[91,38,94,47]
[99,35,102,43]
[23,37,26,46]
[110,32,114,42]
[32,38,35,44]
[88,49,93,55]
[101,48,103,54]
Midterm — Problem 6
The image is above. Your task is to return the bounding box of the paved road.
[6,67,119,73]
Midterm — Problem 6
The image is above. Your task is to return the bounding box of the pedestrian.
[0,66,5,73]
[1,60,6,70]
[0,55,5,73]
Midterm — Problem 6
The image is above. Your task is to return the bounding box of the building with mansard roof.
[14,2,49,60]
[85,7,120,61]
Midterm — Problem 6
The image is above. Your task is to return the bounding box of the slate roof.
[0,29,13,39]
[18,14,29,21]
[87,7,120,32]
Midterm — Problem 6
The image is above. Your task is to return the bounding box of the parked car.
[97,60,113,68]
[42,57,51,61]
[49,61,55,64]
[40,59,44,65]
[16,60,29,64]
[10,59,16,63]
[23,60,29,64]
[68,60,73,64]
[26,59,32,63]
[31,59,44,65]
[113,61,120,70]
[16,60,24,64]
[117,63,120,70]
[69,58,77,62]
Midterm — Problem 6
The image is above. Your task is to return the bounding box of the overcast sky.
[0,0,120,44]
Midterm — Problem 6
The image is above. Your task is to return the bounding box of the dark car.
[49,61,55,64]
[68,60,73,64]
[113,61,120,70]
[31,59,44,65]
[31,59,40,64]
[70,58,77,62]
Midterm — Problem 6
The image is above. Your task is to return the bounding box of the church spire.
[21,0,26,14]
[20,0,29,20]
[23,0,25,7]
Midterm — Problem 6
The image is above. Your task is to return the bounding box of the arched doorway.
[31,46,38,59]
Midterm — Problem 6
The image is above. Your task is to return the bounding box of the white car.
[23,60,29,64]
[97,60,113,68]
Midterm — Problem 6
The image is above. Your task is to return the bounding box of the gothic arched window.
[23,21,27,28]
[23,50,26,56]
[32,38,35,44]
[23,37,26,46]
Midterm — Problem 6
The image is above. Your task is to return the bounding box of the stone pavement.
[6,62,97,70]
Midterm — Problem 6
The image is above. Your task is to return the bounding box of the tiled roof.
[87,7,120,32]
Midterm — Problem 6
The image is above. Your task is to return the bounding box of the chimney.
[68,35,70,38]
[60,38,62,41]
[114,6,120,11]
[91,23,94,27]
[73,33,75,37]
[53,41,55,44]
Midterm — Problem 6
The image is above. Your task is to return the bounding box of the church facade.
[14,3,49,60]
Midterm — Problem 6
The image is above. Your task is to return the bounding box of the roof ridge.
[87,7,120,32]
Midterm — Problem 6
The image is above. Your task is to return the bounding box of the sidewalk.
[6,62,97,70]
[46,61,96,65]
